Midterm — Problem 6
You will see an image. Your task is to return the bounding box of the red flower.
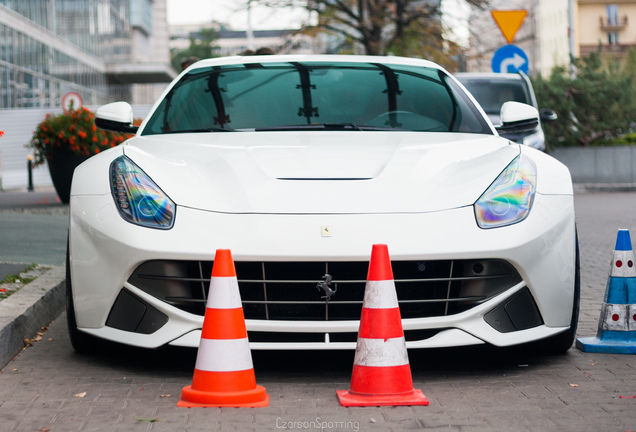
[29,108,140,166]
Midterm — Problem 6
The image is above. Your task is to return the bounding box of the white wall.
[538,0,570,77]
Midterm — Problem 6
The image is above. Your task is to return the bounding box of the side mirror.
[540,108,558,123]
[496,101,539,134]
[95,102,138,134]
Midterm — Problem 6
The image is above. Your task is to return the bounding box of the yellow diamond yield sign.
[491,10,528,44]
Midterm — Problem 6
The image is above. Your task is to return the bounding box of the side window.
[164,77,216,131]
[142,73,218,134]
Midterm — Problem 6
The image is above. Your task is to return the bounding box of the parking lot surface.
[0,191,635,432]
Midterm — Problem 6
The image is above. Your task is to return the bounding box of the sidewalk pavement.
[0,187,67,369]
[0,265,65,369]
[0,186,61,209]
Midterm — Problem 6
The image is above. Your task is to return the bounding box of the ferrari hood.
[122,132,518,214]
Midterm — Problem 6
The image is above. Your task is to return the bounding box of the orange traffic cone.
[178,249,269,407]
[337,244,429,407]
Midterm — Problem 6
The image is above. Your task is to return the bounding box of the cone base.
[177,385,269,408]
[336,389,429,407]
[576,337,636,354]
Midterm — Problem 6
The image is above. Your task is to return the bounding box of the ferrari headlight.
[110,155,176,229]
[474,154,536,229]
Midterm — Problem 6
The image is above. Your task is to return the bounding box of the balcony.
[600,15,628,30]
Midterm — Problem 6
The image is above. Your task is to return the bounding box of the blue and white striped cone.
[576,229,636,354]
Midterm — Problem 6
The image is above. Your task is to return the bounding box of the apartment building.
[577,0,636,56]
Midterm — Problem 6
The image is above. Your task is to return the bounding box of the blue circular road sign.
[492,45,529,74]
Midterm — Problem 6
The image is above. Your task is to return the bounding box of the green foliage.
[0,264,44,300]
[170,27,220,72]
[603,132,636,146]
[532,51,636,148]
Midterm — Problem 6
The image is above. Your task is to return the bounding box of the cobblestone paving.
[0,191,635,432]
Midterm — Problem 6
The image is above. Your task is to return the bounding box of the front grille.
[128,259,522,321]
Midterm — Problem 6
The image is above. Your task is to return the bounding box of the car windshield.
[457,77,531,115]
[141,61,492,135]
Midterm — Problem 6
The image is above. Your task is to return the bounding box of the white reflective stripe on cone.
[195,338,254,372]
[362,280,399,309]
[610,250,636,278]
[354,337,409,367]
[206,277,243,309]
[600,304,631,331]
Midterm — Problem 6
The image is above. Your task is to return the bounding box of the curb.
[573,183,636,193]
[0,266,65,370]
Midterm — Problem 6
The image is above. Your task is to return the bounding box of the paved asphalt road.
[0,187,67,270]
[0,190,635,431]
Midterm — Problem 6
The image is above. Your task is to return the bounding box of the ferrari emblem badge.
[317,274,337,301]
[321,226,332,237]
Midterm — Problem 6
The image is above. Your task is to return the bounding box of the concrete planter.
[550,146,636,185]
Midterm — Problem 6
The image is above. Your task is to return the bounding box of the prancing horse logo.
[317,274,337,301]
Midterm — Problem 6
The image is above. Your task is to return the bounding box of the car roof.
[187,54,445,72]
[454,72,523,81]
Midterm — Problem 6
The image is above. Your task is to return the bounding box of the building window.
[130,0,153,35]
[608,31,619,45]
[607,4,619,26]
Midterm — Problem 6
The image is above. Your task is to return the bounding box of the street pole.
[27,155,34,192]
[568,0,576,77]
[247,0,255,51]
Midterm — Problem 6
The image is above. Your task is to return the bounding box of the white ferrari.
[66,55,579,353]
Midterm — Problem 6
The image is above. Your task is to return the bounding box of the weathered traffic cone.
[576,229,636,354]
[337,244,429,406]
[178,249,269,407]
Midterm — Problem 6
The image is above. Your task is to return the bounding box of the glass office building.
[0,0,174,109]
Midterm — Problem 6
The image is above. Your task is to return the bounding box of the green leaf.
[135,418,160,423]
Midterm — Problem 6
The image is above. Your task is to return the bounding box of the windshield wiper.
[255,123,400,132]
[324,123,363,131]
[171,127,235,133]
